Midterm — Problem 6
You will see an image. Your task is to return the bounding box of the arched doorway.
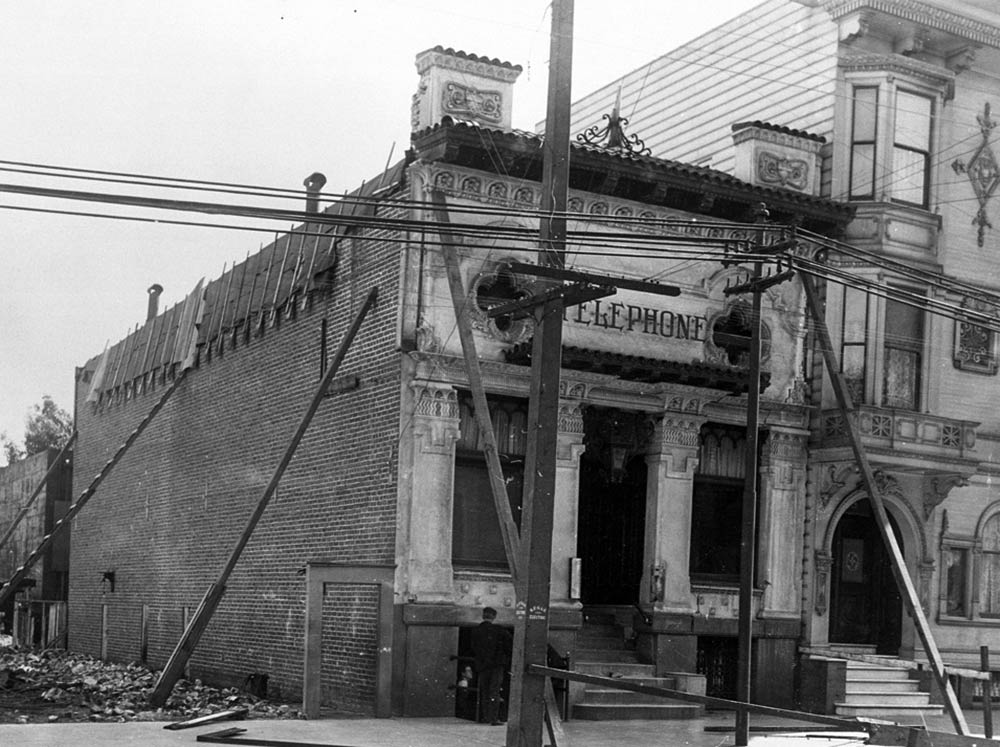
[829,499,903,654]
[577,407,649,605]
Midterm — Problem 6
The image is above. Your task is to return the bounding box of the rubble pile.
[0,649,301,723]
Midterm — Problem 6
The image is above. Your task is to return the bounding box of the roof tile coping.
[419,45,523,73]
[732,121,827,144]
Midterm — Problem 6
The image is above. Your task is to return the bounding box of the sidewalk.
[0,709,987,747]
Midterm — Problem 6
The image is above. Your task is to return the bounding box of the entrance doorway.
[829,499,903,654]
[578,453,646,604]
[577,407,650,605]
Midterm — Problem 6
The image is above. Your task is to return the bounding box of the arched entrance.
[829,499,903,654]
[577,407,649,605]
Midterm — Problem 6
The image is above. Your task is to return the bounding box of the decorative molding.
[814,551,833,616]
[559,380,589,400]
[420,163,800,247]
[468,260,534,344]
[656,416,703,449]
[415,318,443,353]
[442,81,503,124]
[824,1,1000,49]
[919,560,936,615]
[952,103,1000,248]
[558,401,585,435]
[410,384,460,451]
[665,394,704,415]
[756,151,810,191]
[953,296,998,374]
[763,430,808,464]
[838,52,955,89]
[922,473,969,520]
[412,384,459,420]
[415,49,523,83]
[819,463,858,509]
[732,125,825,152]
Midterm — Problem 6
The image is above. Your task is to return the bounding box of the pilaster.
[551,400,586,608]
[406,383,461,603]
[758,428,808,619]
[642,413,705,614]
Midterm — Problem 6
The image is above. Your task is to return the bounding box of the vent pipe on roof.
[303,172,327,214]
[147,284,163,321]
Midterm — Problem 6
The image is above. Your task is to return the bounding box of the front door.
[577,452,647,605]
[829,499,903,654]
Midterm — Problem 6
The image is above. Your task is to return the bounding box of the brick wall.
[69,204,404,711]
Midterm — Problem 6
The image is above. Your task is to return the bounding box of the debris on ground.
[0,648,303,724]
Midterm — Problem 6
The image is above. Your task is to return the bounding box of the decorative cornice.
[838,52,955,88]
[415,46,523,83]
[420,162,805,245]
[824,1,1000,48]
[732,122,826,149]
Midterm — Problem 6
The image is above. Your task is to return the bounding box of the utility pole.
[506,1,573,745]
[723,207,794,746]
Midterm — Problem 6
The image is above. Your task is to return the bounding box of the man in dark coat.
[470,606,512,725]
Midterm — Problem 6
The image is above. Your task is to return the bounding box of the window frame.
[837,64,945,210]
[880,288,926,411]
[891,88,934,208]
[450,392,528,572]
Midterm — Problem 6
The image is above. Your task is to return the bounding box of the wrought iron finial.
[576,85,651,156]
[952,102,999,247]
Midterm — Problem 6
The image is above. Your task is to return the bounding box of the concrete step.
[572,702,704,720]
[845,665,912,681]
[574,649,641,664]
[581,683,680,706]
[845,679,918,694]
[575,661,655,678]
[835,702,945,718]
[841,691,932,706]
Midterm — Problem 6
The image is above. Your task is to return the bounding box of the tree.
[2,395,73,464]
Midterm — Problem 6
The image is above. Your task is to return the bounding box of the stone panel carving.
[442,81,503,123]
[757,150,809,190]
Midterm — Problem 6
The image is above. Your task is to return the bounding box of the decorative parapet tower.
[731,121,826,197]
[412,46,522,132]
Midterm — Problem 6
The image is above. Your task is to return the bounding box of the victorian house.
[568,0,1000,715]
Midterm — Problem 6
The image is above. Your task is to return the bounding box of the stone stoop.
[571,610,703,720]
[833,660,945,719]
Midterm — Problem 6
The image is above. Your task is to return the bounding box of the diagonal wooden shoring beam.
[429,190,522,583]
[148,287,378,707]
[0,431,78,553]
[799,270,969,736]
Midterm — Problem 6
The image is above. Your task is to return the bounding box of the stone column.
[641,414,704,614]
[406,382,461,603]
[550,400,585,608]
[758,428,808,619]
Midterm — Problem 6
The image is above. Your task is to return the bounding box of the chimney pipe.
[147,284,163,321]
[303,172,327,214]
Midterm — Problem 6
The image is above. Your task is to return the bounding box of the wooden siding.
[568,0,839,179]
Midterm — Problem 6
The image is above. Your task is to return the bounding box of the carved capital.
[656,416,703,450]
[558,400,585,435]
[411,383,460,451]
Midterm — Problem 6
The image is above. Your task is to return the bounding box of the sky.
[0,0,763,463]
